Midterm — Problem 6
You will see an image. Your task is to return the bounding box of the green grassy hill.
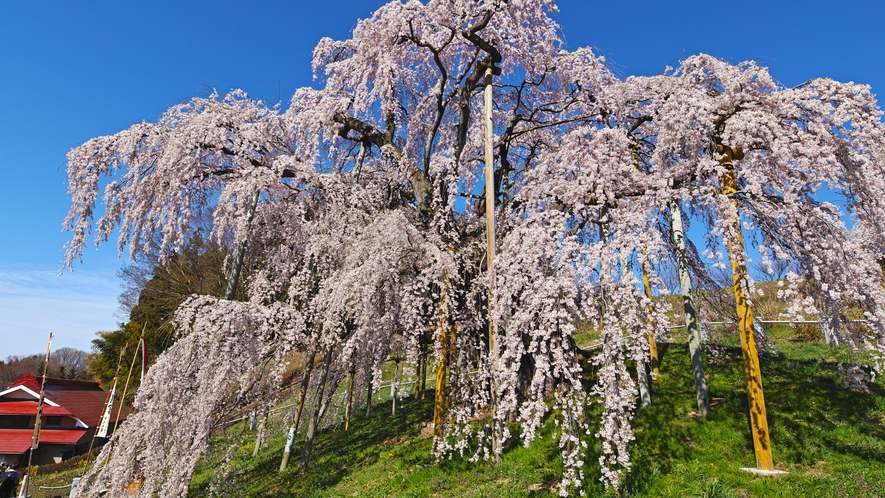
[184,334,884,497]
[28,331,885,497]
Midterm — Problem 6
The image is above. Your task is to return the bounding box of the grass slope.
[28,334,885,497]
[182,336,885,497]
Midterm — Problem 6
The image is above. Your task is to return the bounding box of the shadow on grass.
[621,342,885,496]
[274,395,435,493]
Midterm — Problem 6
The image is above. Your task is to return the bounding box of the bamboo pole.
[717,143,774,471]
[112,336,143,435]
[88,347,124,454]
[27,332,52,476]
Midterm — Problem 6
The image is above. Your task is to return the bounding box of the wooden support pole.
[280,345,317,472]
[433,270,452,449]
[300,347,334,473]
[483,65,502,462]
[641,265,660,375]
[414,351,424,400]
[669,199,710,417]
[630,143,661,379]
[392,361,401,416]
[253,409,268,457]
[718,143,774,471]
[621,252,651,408]
[345,371,355,430]
[418,346,428,400]
[365,366,373,418]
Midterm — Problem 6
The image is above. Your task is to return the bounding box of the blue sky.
[1,0,883,358]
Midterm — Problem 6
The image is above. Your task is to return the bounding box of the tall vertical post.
[483,66,502,461]
[391,361,401,416]
[253,409,268,457]
[632,147,661,377]
[641,266,660,375]
[345,370,355,430]
[28,332,52,474]
[623,250,651,408]
[301,347,334,473]
[433,270,452,450]
[113,340,142,435]
[717,143,774,471]
[280,344,316,472]
[669,199,710,417]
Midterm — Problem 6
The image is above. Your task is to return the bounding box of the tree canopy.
[65,1,885,495]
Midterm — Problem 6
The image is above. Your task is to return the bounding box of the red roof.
[6,375,132,427]
[0,429,87,454]
[9,374,40,392]
[46,388,130,427]
[0,401,73,416]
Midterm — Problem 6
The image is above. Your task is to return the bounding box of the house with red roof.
[0,375,131,466]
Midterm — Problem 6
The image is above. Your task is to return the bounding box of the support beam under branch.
[717,142,774,472]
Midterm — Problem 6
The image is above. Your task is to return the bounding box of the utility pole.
[717,143,774,472]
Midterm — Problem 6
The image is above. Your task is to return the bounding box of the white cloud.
[0,265,120,358]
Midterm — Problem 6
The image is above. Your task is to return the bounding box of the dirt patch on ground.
[419,424,436,439]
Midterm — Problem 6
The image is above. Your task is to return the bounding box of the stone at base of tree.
[740,467,788,477]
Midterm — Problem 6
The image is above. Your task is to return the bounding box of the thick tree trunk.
[669,199,709,417]
[224,189,260,300]
[821,315,840,347]
[513,352,535,421]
